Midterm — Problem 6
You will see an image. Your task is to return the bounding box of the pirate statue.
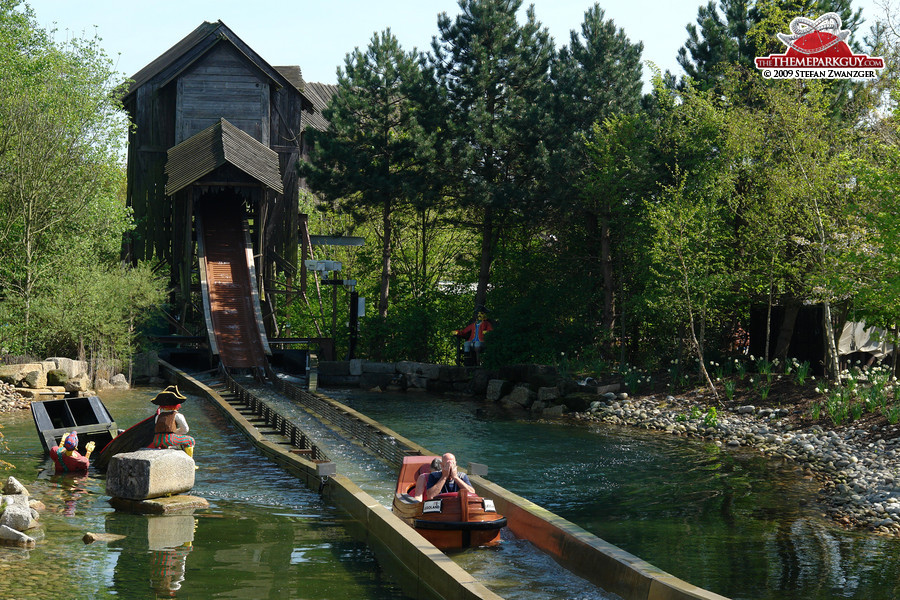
[147,386,195,457]
[50,431,95,473]
[453,305,494,365]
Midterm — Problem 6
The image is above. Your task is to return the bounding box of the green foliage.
[304,29,435,329]
[704,406,719,428]
[0,1,164,365]
[723,379,736,402]
[431,0,554,311]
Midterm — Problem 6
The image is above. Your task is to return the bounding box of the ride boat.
[391,455,507,549]
[31,395,117,458]
[92,413,156,471]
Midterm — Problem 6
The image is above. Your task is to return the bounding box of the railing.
[270,376,421,468]
[221,371,329,462]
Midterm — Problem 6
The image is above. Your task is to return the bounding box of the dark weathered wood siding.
[176,44,271,144]
[123,21,324,332]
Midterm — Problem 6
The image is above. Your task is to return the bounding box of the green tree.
[579,113,653,356]
[678,0,755,89]
[0,1,138,356]
[430,0,554,314]
[304,29,435,331]
[678,0,863,98]
[550,5,644,343]
[644,81,737,395]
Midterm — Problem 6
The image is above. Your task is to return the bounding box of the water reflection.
[0,390,413,600]
[106,513,195,597]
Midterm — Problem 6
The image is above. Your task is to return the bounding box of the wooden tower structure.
[121,21,325,344]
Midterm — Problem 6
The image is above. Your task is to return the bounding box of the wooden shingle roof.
[273,65,337,132]
[166,118,284,195]
[301,81,338,132]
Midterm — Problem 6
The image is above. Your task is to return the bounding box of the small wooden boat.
[93,413,157,471]
[31,396,117,457]
[392,455,506,550]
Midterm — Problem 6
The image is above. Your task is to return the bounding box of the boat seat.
[406,464,433,494]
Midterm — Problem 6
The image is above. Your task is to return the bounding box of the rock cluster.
[0,381,29,412]
[576,392,900,535]
[0,476,41,548]
[0,353,160,408]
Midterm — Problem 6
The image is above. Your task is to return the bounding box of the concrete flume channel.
[160,360,728,600]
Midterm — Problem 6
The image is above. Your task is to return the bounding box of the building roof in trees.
[165,117,284,195]
[122,20,313,112]
[299,81,338,132]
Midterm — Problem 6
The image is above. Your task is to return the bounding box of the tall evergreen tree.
[430,0,554,314]
[553,4,644,136]
[304,30,434,332]
[551,4,644,338]
[678,0,754,89]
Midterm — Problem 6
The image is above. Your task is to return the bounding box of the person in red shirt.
[453,306,493,364]
[50,431,95,473]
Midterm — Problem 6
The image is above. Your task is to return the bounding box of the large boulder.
[0,363,43,386]
[106,449,195,500]
[0,524,35,548]
[65,374,92,393]
[486,379,513,402]
[46,369,68,386]
[2,477,28,496]
[504,385,536,409]
[23,369,47,389]
[110,373,129,389]
[46,357,88,379]
[0,495,36,531]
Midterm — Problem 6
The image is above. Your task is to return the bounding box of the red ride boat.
[391,455,506,549]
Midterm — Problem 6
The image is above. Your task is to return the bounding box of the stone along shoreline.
[577,392,900,535]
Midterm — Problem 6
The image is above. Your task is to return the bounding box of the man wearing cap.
[147,386,195,457]
[50,431,95,473]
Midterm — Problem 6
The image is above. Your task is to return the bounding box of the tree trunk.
[378,199,392,319]
[474,206,494,312]
[600,211,615,334]
[823,300,841,382]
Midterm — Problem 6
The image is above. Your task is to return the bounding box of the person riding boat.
[423,453,475,500]
[413,457,442,500]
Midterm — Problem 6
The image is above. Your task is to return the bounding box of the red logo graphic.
[755,12,884,79]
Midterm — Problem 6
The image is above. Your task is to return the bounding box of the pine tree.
[677,0,863,92]
[304,30,435,327]
[430,0,553,314]
[549,4,645,339]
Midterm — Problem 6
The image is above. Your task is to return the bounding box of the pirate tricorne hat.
[150,385,187,406]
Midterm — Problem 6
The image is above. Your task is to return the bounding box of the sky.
[23,0,885,91]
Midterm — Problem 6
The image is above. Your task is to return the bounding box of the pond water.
[332,389,900,600]
[6,385,900,600]
[0,388,411,600]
